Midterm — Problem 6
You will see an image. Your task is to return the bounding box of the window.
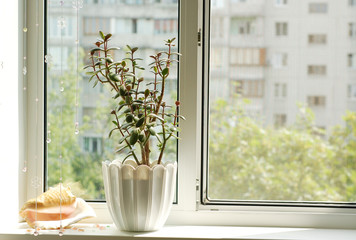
[211,17,224,38]
[308,65,327,75]
[132,18,137,33]
[307,96,326,107]
[230,48,266,66]
[17,0,356,230]
[154,19,178,34]
[207,0,356,207]
[348,54,356,68]
[275,0,287,6]
[309,3,328,13]
[274,83,287,98]
[275,22,288,36]
[350,0,356,6]
[46,0,178,201]
[235,80,265,98]
[349,23,356,37]
[83,137,103,153]
[230,17,256,35]
[308,34,327,44]
[348,84,356,100]
[115,18,132,34]
[83,17,111,35]
[272,52,288,68]
[274,114,287,128]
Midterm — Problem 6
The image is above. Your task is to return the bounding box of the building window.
[230,17,256,35]
[115,18,132,34]
[308,65,327,76]
[235,80,265,98]
[275,22,288,36]
[274,83,287,98]
[83,17,111,35]
[307,96,326,107]
[132,19,137,33]
[272,52,288,68]
[349,0,356,6]
[275,0,287,6]
[83,137,103,153]
[348,84,356,100]
[349,23,356,37]
[308,34,327,44]
[230,48,266,66]
[309,3,328,13]
[274,114,287,128]
[348,54,356,68]
[211,47,223,68]
[154,19,178,34]
[211,17,224,38]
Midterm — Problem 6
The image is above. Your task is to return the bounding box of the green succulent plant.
[85,31,184,166]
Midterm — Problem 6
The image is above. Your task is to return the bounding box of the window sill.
[1,224,356,240]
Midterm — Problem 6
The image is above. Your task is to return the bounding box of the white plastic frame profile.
[24,0,203,225]
[24,0,356,230]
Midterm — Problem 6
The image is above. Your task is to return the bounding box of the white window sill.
[1,224,356,240]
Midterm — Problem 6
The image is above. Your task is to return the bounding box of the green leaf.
[148,113,164,122]
[162,68,169,76]
[104,33,112,41]
[129,130,139,145]
[131,47,138,53]
[119,135,129,144]
[114,92,121,99]
[90,47,104,55]
[112,120,118,127]
[126,45,132,51]
[99,31,105,40]
[108,128,116,138]
[115,145,129,153]
[107,47,121,51]
[135,117,145,128]
[93,79,99,88]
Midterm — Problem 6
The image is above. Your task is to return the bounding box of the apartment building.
[47,0,356,154]
[210,0,356,131]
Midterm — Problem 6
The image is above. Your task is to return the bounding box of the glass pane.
[208,0,356,203]
[46,0,179,200]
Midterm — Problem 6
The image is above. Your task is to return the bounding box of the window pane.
[208,0,356,203]
[46,0,179,200]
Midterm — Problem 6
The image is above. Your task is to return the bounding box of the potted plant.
[85,31,183,232]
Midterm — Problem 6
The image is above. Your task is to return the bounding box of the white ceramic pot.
[102,159,177,232]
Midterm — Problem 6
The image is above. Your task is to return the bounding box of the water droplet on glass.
[23,27,28,32]
[36,23,39,27]
[75,129,79,135]
[46,138,51,143]
[24,56,27,60]
[22,167,27,172]
[23,66,27,75]
[59,177,62,181]
[35,98,39,102]
[60,0,64,6]
[60,87,64,92]
[33,231,39,236]
[23,87,27,91]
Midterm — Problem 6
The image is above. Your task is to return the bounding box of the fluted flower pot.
[102,159,177,232]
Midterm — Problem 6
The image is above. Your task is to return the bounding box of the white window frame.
[22,0,356,229]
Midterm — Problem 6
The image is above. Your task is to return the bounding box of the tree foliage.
[209,99,356,202]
